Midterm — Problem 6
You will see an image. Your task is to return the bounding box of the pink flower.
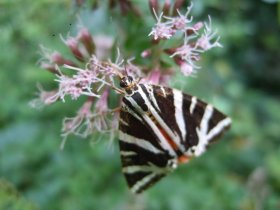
[74,69,96,87]
[173,43,198,60]
[78,27,95,55]
[170,35,200,72]
[196,16,222,51]
[125,58,144,79]
[29,85,60,108]
[95,88,109,113]
[172,15,190,30]
[54,64,117,102]
[141,68,171,85]
[141,49,151,58]
[55,75,82,101]
[61,99,93,149]
[197,34,222,51]
[145,69,161,84]
[149,22,175,40]
[62,36,85,62]
[149,11,175,40]
[192,22,204,31]
[170,3,193,30]
[39,46,77,68]
[180,62,194,76]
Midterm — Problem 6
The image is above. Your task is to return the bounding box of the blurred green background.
[0,0,280,210]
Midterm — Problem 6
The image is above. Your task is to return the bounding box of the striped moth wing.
[119,83,231,193]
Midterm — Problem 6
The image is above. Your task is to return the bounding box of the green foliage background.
[0,0,280,210]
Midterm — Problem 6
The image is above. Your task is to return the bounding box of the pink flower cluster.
[148,3,222,76]
[32,1,222,148]
[149,3,193,40]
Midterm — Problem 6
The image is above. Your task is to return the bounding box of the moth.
[118,76,231,194]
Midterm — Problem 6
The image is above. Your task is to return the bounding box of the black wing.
[119,84,231,193]
[150,85,231,157]
[119,106,176,194]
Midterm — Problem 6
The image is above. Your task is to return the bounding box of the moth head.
[119,76,134,88]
